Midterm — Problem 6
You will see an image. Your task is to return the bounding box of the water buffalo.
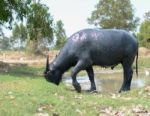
[44,28,138,93]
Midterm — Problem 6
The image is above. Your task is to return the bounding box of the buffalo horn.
[46,55,49,72]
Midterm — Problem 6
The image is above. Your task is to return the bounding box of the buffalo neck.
[53,50,75,74]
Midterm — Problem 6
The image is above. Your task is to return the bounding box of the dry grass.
[0,50,59,66]
[139,47,150,57]
[0,47,150,67]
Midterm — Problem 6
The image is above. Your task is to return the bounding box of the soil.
[139,47,150,56]
[0,50,59,66]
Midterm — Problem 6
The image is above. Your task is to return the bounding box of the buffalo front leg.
[71,60,90,92]
[86,66,96,92]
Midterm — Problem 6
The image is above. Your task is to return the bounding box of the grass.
[0,54,150,116]
[0,65,150,116]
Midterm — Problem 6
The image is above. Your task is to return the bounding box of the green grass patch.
[0,58,150,115]
[0,73,150,115]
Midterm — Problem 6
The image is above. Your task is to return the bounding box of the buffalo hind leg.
[71,60,90,92]
[119,60,133,93]
[86,66,96,92]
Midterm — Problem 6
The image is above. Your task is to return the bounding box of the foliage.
[11,23,28,50]
[137,11,150,48]
[54,20,67,49]
[26,2,53,54]
[0,0,54,54]
[88,0,139,31]
[0,36,11,50]
[0,0,30,50]
[1,0,66,53]
[144,11,150,21]
[0,0,31,27]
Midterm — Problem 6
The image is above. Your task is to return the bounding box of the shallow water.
[63,70,150,93]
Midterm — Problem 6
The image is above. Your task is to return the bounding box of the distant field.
[0,47,150,66]
[0,50,58,67]
[0,48,150,75]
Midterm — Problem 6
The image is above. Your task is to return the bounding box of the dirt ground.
[0,50,59,66]
[139,47,150,56]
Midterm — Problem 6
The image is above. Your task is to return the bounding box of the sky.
[42,0,98,36]
[3,0,150,37]
[41,0,150,37]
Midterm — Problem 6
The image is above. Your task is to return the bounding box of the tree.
[0,36,11,50]
[0,0,31,27]
[144,11,150,21]
[88,0,139,31]
[54,20,67,49]
[12,23,28,50]
[26,2,53,54]
[137,11,150,48]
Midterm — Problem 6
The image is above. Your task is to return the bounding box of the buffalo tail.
[136,49,138,77]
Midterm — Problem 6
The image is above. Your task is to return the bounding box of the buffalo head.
[44,55,62,85]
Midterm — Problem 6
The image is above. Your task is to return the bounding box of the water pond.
[63,69,150,93]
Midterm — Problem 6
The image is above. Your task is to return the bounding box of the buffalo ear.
[48,69,55,75]
[50,61,56,71]
[50,63,53,71]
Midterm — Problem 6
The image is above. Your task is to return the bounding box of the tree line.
[0,0,150,54]
[0,0,67,54]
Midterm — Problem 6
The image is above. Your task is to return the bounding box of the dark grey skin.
[44,28,138,93]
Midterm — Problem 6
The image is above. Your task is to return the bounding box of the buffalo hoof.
[86,90,98,93]
[86,87,97,93]
[119,87,130,93]
[73,83,81,93]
